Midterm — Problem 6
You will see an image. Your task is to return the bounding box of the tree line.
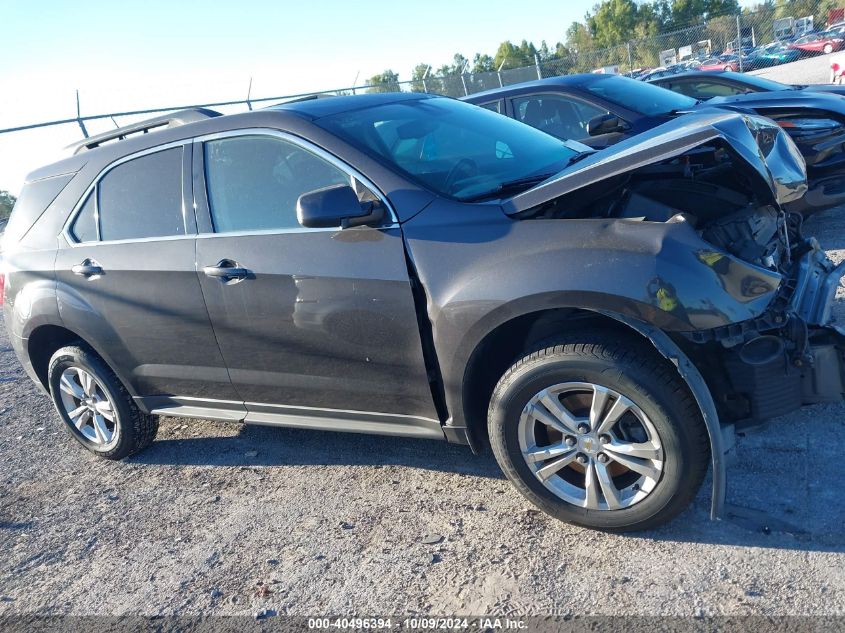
[367,0,833,94]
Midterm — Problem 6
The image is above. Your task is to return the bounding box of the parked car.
[464,74,845,214]
[697,56,739,72]
[648,69,845,99]
[789,31,845,55]
[637,66,674,81]
[4,93,843,532]
[744,42,802,68]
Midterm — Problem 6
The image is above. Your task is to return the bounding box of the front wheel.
[488,333,710,531]
[824,43,834,54]
[724,65,733,71]
[48,344,159,460]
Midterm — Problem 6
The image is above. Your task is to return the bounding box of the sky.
[0,0,761,195]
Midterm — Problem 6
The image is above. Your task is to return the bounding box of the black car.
[648,70,845,100]
[464,73,845,215]
[3,93,844,532]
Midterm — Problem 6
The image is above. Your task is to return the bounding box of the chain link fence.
[1,0,842,137]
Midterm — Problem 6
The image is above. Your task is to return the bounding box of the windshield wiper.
[459,172,557,202]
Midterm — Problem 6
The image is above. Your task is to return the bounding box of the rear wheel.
[48,344,159,460]
[488,333,710,531]
[724,64,733,71]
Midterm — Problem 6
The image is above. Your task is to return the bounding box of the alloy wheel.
[518,382,664,511]
[58,367,119,447]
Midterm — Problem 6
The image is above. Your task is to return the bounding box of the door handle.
[203,260,250,282]
[71,260,103,278]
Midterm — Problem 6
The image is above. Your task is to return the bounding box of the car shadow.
[131,413,845,553]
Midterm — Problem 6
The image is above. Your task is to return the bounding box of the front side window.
[316,96,581,201]
[203,136,351,233]
[513,94,609,140]
[97,147,185,241]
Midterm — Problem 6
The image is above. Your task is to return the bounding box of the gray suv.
[3,93,844,531]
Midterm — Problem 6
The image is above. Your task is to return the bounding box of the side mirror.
[587,113,629,136]
[296,184,384,229]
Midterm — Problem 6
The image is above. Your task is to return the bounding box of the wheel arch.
[458,306,727,520]
[26,323,139,399]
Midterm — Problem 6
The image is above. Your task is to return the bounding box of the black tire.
[48,344,159,460]
[488,331,710,532]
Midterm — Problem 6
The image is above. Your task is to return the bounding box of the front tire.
[488,333,710,532]
[48,344,159,460]
[824,43,834,54]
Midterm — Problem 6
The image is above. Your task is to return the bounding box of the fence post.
[627,41,633,74]
[246,77,253,111]
[736,13,744,72]
[75,90,88,138]
[534,54,542,79]
[422,65,431,93]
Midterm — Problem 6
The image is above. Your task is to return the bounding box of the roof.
[463,74,609,102]
[270,91,435,118]
[648,71,733,83]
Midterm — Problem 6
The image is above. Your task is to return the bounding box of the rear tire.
[488,332,710,532]
[48,344,159,460]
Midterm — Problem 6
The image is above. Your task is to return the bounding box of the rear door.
[54,144,243,415]
[192,131,439,429]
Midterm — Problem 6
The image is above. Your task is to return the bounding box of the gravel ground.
[2,88,845,620]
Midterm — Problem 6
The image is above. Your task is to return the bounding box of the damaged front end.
[505,110,845,430]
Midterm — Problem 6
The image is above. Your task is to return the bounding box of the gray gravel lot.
[2,64,845,619]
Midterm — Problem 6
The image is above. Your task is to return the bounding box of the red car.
[698,57,739,72]
[789,32,845,55]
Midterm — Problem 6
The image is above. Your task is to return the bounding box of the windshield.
[585,75,697,115]
[316,97,581,201]
[733,73,792,91]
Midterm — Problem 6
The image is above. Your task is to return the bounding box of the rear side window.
[479,100,502,114]
[96,147,184,241]
[203,136,349,233]
[70,193,97,243]
[673,81,746,99]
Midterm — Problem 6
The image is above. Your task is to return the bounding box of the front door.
[192,132,438,427]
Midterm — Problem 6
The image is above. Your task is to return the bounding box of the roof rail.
[66,108,223,155]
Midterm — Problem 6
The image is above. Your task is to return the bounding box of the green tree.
[589,0,641,47]
[366,69,401,93]
[472,53,496,73]
[0,190,15,220]
[410,63,441,93]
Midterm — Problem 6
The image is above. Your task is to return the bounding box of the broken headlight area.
[680,232,845,430]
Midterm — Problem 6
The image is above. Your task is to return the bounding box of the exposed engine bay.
[524,141,845,428]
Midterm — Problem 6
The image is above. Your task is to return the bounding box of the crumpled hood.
[504,110,807,215]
